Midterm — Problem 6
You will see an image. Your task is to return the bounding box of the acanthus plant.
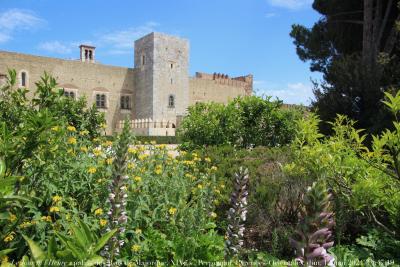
[102,121,132,264]
[225,167,249,260]
[290,182,335,267]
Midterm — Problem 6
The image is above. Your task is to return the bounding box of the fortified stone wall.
[189,72,252,105]
[0,51,136,134]
[0,32,253,137]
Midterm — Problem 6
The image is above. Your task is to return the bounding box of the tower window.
[120,95,131,110]
[21,72,26,87]
[168,95,175,108]
[171,78,173,85]
[142,55,146,65]
[96,94,107,108]
[171,63,173,69]
[85,50,89,60]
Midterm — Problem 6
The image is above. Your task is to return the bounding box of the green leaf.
[47,236,57,258]
[77,219,94,244]
[0,158,5,178]
[70,224,88,249]
[84,255,104,267]
[17,256,30,267]
[55,233,84,260]
[92,229,118,254]
[22,235,46,264]
[0,249,16,257]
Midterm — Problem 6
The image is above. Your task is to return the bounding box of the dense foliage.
[178,96,303,149]
[290,0,400,134]
[0,72,224,265]
[1,70,400,266]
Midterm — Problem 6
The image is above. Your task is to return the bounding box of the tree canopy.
[290,0,400,135]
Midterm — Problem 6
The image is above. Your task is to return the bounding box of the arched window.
[168,95,175,108]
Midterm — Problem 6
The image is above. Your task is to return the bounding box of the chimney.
[79,44,96,63]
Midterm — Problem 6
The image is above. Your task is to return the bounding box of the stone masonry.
[0,32,253,136]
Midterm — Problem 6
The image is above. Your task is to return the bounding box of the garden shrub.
[284,92,400,264]
[184,145,307,260]
[178,96,304,149]
[0,71,225,264]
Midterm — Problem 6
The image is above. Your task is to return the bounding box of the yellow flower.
[150,141,157,145]
[106,158,114,165]
[183,160,194,166]
[1,255,8,263]
[104,140,113,147]
[8,213,17,222]
[93,148,102,157]
[131,244,141,252]
[19,221,33,228]
[97,178,103,183]
[67,137,77,145]
[51,126,59,132]
[133,176,142,183]
[154,165,162,175]
[3,232,15,243]
[192,152,198,157]
[210,212,217,218]
[52,195,62,203]
[41,215,52,222]
[67,126,76,132]
[138,154,149,161]
[100,123,107,129]
[135,228,142,235]
[128,147,137,154]
[88,167,97,174]
[94,208,103,216]
[79,130,89,136]
[214,189,221,194]
[80,146,88,153]
[211,166,218,171]
[197,184,203,189]
[204,157,211,163]
[49,206,60,213]
[99,219,107,227]
[128,162,136,169]
[168,207,177,215]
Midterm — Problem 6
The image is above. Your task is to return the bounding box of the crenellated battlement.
[192,72,253,95]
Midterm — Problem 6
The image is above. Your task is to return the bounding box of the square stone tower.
[134,32,189,123]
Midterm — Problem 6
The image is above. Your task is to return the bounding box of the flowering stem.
[102,120,132,264]
[225,167,249,260]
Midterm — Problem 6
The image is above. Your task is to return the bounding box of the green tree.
[178,96,302,149]
[290,0,400,135]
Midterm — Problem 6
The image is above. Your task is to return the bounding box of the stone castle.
[0,32,253,135]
